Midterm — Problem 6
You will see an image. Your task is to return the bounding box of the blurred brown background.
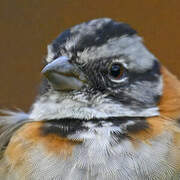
[0,0,180,111]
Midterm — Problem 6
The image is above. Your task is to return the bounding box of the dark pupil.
[110,64,121,77]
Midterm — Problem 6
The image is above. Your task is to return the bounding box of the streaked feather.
[0,110,30,156]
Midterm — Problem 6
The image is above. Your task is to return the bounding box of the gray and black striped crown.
[48,18,137,60]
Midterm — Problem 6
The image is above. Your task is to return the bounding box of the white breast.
[8,129,178,180]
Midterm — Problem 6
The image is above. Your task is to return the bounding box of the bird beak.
[41,56,84,91]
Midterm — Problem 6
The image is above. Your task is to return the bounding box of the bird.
[0,18,180,180]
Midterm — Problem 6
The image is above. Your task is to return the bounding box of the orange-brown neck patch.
[128,116,168,143]
[129,66,180,143]
[6,122,81,161]
[159,66,180,119]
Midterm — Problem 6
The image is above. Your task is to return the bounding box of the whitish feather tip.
[0,110,29,124]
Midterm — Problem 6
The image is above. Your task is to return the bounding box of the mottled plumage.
[0,18,180,180]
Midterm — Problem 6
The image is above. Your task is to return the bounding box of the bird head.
[32,18,161,121]
[28,18,180,139]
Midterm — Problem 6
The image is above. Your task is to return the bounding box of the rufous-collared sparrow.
[0,18,180,180]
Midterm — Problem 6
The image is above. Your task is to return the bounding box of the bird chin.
[46,72,84,91]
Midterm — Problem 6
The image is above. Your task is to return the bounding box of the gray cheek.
[127,77,163,106]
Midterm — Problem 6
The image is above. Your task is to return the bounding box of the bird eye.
[109,63,124,80]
